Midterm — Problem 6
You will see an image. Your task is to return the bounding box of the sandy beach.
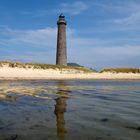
[0,67,140,80]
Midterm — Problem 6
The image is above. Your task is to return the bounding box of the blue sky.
[0,0,140,70]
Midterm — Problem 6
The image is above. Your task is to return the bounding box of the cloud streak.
[93,0,140,27]
[69,45,140,69]
[59,1,89,15]
[0,27,57,48]
[23,1,89,17]
[114,11,140,25]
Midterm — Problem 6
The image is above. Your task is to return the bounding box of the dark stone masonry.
[56,14,67,66]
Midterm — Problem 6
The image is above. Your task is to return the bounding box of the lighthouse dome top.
[59,13,65,18]
[57,13,67,25]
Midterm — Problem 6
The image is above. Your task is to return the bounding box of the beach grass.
[0,61,95,73]
[100,68,140,73]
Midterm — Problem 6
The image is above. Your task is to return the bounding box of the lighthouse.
[56,14,67,66]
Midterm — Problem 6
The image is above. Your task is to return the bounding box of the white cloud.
[93,0,140,14]
[24,1,89,17]
[68,45,140,69]
[0,27,57,47]
[114,11,140,25]
[59,1,89,15]
[93,0,140,26]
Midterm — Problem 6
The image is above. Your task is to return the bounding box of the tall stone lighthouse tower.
[56,14,67,66]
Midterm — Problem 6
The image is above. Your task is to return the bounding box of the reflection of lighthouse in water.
[54,82,70,140]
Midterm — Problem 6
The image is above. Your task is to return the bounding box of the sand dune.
[0,67,140,80]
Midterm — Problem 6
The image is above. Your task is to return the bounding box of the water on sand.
[0,80,140,140]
